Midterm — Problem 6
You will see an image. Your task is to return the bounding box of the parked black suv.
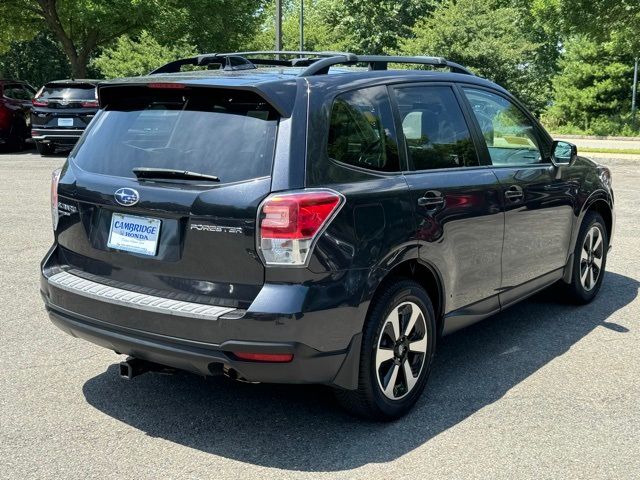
[0,79,36,151]
[40,52,615,420]
[31,79,99,155]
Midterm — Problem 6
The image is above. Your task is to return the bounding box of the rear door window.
[327,86,401,172]
[394,85,479,170]
[71,88,278,184]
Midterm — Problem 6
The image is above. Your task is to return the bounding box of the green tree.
[249,0,346,52]
[0,33,71,87]
[250,0,432,54]
[0,0,265,79]
[329,0,433,54]
[401,0,548,113]
[92,31,197,78]
[533,0,640,54]
[0,0,169,78]
[542,36,635,135]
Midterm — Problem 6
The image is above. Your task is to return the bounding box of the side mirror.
[551,140,577,167]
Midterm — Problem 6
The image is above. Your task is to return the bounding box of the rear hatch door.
[55,85,280,308]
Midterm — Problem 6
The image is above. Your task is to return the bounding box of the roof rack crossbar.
[150,54,258,74]
[299,55,473,76]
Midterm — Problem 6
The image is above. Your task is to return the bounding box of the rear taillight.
[51,169,61,230]
[32,98,48,107]
[80,100,99,108]
[258,189,344,266]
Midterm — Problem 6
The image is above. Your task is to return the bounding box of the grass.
[578,147,640,155]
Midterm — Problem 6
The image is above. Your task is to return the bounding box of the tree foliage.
[0,33,71,87]
[250,0,432,54]
[0,0,264,79]
[0,0,168,78]
[542,36,635,135]
[91,31,197,79]
[401,0,551,113]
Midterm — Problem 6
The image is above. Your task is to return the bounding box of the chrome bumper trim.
[48,271,236,321]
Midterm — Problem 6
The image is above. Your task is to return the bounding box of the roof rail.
[151,51,358,74]
[299,55,472,76]
[150,52,472,76]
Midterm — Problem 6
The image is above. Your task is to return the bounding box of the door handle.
[504,185,524,201]
[417,191,445,209]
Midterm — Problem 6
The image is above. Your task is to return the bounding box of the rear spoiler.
[97,81,298,118]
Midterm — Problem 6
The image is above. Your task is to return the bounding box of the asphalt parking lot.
[1,149,638,479]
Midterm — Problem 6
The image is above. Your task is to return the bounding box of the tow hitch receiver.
[119,357,174,380]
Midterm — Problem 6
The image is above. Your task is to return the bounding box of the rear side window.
[327,86,400,172]
[71,88,278,184]
[394,85,479,170]
[40,84,96,100]
[3,84,33,100]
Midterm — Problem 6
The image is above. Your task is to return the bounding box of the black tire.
[565,211,608,304]
[335,279,436,420]
[5,122,26,152]
[36,141,56,156]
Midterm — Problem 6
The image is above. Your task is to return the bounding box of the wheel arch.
[563,191,614,284]
[365,258,445,336]
[585,198,613,243]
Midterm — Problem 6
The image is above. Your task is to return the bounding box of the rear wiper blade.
[132,167,220,182]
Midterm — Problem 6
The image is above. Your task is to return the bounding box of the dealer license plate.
[107,213,161,256]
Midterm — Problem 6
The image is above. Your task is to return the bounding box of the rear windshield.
[70,88,279,184]
[41,84,96,100]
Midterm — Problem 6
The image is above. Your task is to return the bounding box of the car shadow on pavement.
[82,271,638,472]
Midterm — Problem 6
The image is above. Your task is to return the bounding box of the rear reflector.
[234,352,294,363]
[258,189,344,266]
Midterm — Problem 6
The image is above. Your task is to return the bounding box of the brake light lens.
[234,352,294,363]
[147,82,186,89]
[258,189,344,266]
[32,98,49,107]
[51,168,61,230]
[80,100,99,108]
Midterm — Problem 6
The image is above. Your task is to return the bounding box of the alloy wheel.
[580,225,604,291]
[375,301,427,400]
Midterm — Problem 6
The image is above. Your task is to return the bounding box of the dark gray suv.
[40,52,614,419]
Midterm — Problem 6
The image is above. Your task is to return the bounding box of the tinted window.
[327,86,400,172]
[394,86,478,170]
[71,89,278,184]
[41,84,96,100]
[463,88,544,166]
[3,84,32,100]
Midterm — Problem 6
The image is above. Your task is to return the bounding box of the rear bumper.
[40,248,365,388]
[31,128,84,144]
[45,303,359,386]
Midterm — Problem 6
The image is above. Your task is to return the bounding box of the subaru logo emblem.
[114,188,139,207]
